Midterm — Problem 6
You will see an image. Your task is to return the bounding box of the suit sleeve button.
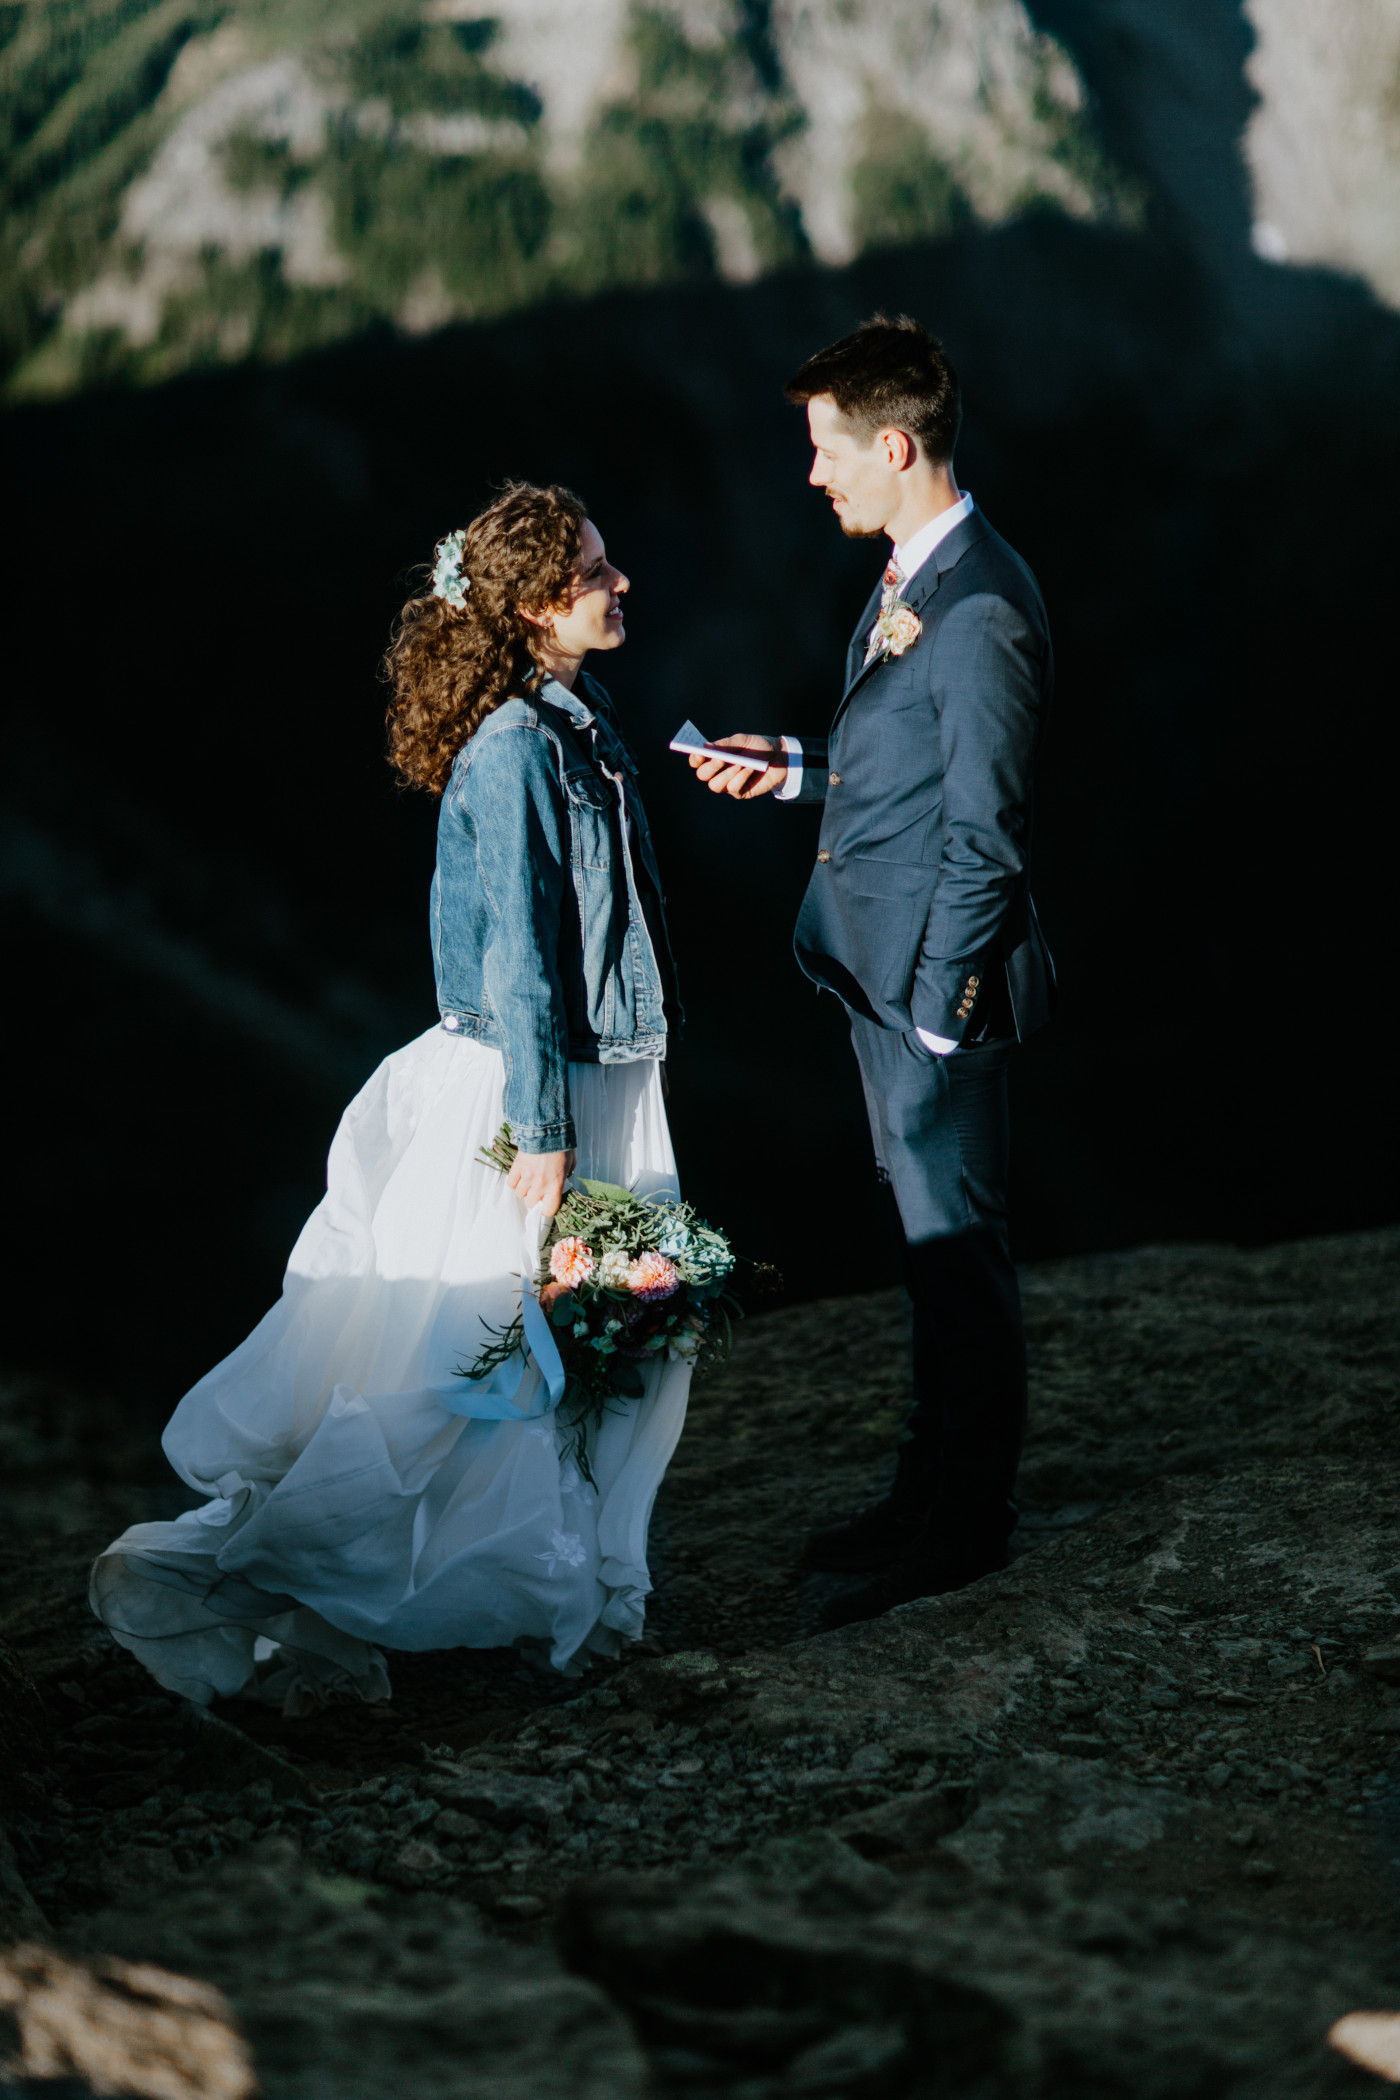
[829,771,841,785]
[817,850,831,864]
[968,975,980,987]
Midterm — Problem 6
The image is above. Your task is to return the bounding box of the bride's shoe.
[803,1498,922,1574]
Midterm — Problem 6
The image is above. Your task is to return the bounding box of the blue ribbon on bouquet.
[433,1207,567,1421]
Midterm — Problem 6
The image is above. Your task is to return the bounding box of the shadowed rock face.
[561,1864,1396,2098]
[2,1226,1399,2095]
[0,1636,53,1815]
[64,1856,648,2100]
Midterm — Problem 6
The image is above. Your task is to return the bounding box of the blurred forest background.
[2,0,1398,1409]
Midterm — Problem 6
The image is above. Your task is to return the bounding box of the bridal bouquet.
[462,1128,768,1470]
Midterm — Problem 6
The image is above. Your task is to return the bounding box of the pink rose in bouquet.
[627,1251,679,1302]
[550,1236,594,1288]
[467,1123,757,1479]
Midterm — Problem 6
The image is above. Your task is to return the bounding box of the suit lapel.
[830,508,991,728]
[843,574,885,690]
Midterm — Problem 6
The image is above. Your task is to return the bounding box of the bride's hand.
[508,1148,576,1218]
[690,733,786,800]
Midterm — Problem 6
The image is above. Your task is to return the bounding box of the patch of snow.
[438,0,634,170]
[701,194,763,281]
[404,111,534,155]
[768,0,1102,265]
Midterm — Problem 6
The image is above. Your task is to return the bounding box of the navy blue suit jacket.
[790,506,1056,1045]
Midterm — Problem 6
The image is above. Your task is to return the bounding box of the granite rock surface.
[2,1227,1398,2096]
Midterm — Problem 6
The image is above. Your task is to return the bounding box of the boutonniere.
[869,599,922,663]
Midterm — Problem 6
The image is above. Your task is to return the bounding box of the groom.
[692,313,1055,1625]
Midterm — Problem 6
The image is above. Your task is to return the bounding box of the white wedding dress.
[90,1027,691,1714]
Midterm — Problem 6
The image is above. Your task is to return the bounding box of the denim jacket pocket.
[563,767,614,871]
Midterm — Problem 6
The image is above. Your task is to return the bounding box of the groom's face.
[806,394,897,540]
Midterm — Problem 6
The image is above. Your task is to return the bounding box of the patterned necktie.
[864,558,905,665]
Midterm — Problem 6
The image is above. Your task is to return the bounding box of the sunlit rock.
[0,1944,256,2100]
[1244,0,1400,307]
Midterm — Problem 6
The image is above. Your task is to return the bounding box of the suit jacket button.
[969,974,981,987]
[829,771,841,786]
[817,850,831,863]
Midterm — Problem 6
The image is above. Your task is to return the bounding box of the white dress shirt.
[777,493,975,1055]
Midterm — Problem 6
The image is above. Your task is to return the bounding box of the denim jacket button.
[442,1015,461,1032]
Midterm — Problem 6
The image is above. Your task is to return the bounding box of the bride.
[91,481,690,1714]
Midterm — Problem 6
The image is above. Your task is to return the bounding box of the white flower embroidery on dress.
[535,1528,588,1575]
[558,1459,598,1505]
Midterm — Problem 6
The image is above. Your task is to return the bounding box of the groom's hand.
[690,733,786,800]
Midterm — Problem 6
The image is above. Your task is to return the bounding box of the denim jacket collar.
[534,672,596,732]
[535,670,640,777]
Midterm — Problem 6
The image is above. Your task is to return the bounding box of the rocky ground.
[3,1228,1400,2097]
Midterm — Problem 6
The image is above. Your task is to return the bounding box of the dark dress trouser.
[848,1015,1026,1557]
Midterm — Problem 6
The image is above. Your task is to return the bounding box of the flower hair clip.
[431,527,470,609]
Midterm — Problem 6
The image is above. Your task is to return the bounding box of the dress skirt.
[90,1027,691,1715]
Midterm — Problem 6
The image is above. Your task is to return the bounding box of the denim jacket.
[431,672,680,1150]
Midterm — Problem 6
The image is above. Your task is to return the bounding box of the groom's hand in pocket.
[690,734,786,800]
[508,1149,576,1218]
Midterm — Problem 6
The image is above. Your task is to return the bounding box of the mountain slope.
[0,0,1124,395]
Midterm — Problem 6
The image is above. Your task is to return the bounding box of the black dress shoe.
[804,1498,922,1575]
[818,1540,1008,1628]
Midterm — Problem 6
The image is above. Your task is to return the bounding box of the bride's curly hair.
[384,480,589,796]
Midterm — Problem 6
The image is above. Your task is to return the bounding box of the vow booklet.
[668,720,774,773]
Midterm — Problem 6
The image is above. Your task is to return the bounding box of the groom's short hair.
[785,314,961,465]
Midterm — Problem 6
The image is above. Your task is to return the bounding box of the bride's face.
[539,521,629,660]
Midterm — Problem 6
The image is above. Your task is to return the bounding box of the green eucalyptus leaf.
[579,1178,635,1203]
